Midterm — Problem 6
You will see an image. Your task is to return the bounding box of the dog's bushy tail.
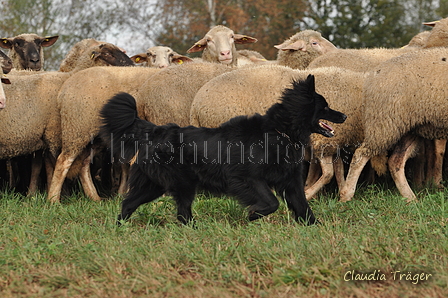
[100,92,148,162]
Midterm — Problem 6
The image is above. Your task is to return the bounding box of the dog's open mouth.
[319,121,335,136]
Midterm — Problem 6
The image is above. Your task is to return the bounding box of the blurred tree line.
[0,0,445,70]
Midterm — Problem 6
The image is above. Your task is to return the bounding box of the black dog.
[100,75,347,225]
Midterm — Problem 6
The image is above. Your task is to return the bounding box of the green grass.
[0,185,446,298]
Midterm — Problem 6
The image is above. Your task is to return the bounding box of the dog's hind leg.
[231,179,279,221]
[118,172,165,223]
[171,186,196,224]
[279,178,316,225]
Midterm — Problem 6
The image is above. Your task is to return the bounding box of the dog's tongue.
[319,121,334,135]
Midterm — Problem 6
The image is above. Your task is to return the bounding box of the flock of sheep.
[0,19,447,206]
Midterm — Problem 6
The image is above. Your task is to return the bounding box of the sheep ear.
[90,51,100,60]
[318,38,338,54]
[1,75,11,84]
[172,54,193,65]
[42,35,59,47]
[275,40,307,51]
[130,53,148,64]
[0,38,13,49]
[423,20,439,27]
[187,39,207,53]
[234,34,257,44]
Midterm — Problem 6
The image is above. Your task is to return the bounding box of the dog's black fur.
[100,75,347,225]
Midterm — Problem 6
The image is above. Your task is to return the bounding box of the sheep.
[0,50,12,109]
[1,49,13,76]
[45,66,160,202]
[307,17,448,72]
[59,39,134,72]
[338,47,448,202]
[46,61,233,203]
[273,30,338,69]
[186,25,258,67]
[1,39,135,196]
[0,34,58,71]
[130,46,193,68]
[189,64,388,199]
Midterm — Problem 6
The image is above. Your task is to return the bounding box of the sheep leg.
[305,155,334,200]
[305,162,321,190]
[339,150,370,202]
[334,158,346,188]
[47,152,77,203]
[44,152,56,194]
[427,139,446,189]
[27,150,43,196]
[117,163,129,195]
[79,149,102,202]
[388,135,419,202]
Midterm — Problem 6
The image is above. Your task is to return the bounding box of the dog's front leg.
[282,185,317,225]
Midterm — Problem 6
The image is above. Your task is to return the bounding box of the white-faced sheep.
[46,61,233,203]
[189,64,386,199]
[0,34,59,71]
[308,17,448,72]
[1,39,135,196]
[131,46,193,68]
[339,47,448,202]
[186,25,258,67]
[273,30,338,69]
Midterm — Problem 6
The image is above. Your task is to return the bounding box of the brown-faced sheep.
[0,50,12,108]
[0,34,59,71]
[131,46,193,68]
[46,66,161,203]
[59,39,134,72]
[190,64,381,199]
[1,50,13,76]
[2,39,135,196]
[339,47,448,202]
[186,25,258,67]
[46,61,233,203]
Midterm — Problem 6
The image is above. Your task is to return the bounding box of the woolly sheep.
[46,62,233,202]
[186,25,258,67]
[59,39,134,72]
[0,34,58,71]
[189,64,386,199]
[1,40,136,196]
[0,50,12,108]
[46,66,161,203]
[131,46,193,68]
[339,47,448,202]
[307,17,448,72]
[274,30,338,69]
[1,49,12,76]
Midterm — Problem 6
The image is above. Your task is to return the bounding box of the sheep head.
[131,46,192,68]
[187,25,257,66]
[275,30,337,69]
[0,34,58,71]
[0,50,12,75]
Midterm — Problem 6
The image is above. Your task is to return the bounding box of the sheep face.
[131,46,192,68]
[0,50,12,75]
[187,25,257,66]
[0,34,58,71]
[90,43,134,67]
[275,30,337,69]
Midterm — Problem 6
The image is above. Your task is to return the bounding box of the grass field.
[0,184,446,298]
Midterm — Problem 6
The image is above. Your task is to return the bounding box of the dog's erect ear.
[305,74,315,92]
